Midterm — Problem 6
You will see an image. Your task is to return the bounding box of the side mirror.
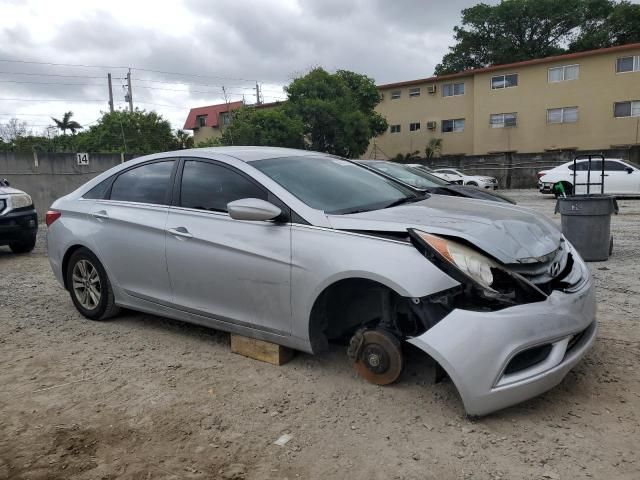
[626,167,633,174]
[227,198,282,222]
[1,178,9,186]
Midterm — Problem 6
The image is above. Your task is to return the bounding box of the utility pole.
[107,73,114,113]
[255,82,262,105]
[222,86,234,145]
[125,69,133,112]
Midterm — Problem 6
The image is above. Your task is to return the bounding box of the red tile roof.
[183,100,244,129]
[377,42,640,90]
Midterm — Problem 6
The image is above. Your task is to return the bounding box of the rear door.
[165,158,292,335]
[90,159,176,302]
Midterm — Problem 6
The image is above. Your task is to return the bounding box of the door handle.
[91,210,109,220]
[167,227,193,239]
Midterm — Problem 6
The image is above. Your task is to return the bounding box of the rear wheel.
[9,234,36,254]
[466,181,478,187]
[66,248,120,321]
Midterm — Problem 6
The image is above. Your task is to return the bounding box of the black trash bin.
[554,154,619,261]
[555,195,618,261]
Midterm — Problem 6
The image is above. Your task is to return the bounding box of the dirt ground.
[1,189,639,480]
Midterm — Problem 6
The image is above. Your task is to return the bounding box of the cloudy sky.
[0,0,489,132]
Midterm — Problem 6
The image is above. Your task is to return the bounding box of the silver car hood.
[327,194,561,264]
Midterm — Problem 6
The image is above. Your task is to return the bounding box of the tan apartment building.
[367,43,640,158]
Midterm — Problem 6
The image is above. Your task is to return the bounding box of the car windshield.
[250,155,419,214]
[363,162,450,188]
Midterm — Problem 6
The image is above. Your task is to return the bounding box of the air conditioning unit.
[427,84,437,94]
[426,121,437,130]
[505,117,517,127]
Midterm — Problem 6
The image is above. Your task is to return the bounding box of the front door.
[603,160,639,194]
[165,159,292,335]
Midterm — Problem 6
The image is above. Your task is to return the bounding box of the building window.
[442,82,465,97]
[409,122,421,132]
[547,106,578,124]
[409,87,420,97]
[390,124,401,133]
[548,64,579,82]
[490,112,517,128]
[196,115,207,127]
[491,73,518,89]
[391,90,401,99]
[614,101,640,118]
[616,56,640,73]
[442,119,465,133]
[220,112,232,126]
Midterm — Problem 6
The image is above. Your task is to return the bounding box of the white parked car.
[538,158,640,197]
[433,168,499,189]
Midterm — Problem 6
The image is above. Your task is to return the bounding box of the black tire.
[466,181,478,187]
[9,234,37,254]
[66,247,120,321]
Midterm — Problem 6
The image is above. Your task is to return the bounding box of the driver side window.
[180,160,267,213]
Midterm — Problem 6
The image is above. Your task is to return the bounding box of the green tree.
[77,109,174,153]
[220,107,305,148]
[570,1,640,51]
[173,129,194,149]
[284,68,388,158]
[425,138,443,159]
[393,151,421,162]
[433,0,633,75]
[196,136,223,147]
[51,111,83,135]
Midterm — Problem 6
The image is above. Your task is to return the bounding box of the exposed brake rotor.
[349,329,403,385]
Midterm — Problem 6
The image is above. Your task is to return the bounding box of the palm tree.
[174,129,194,149]
[51,111,83,135]
[393,151,420,162]
[425,138,443,159]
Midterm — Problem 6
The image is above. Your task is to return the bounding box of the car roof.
[175,146,325,162]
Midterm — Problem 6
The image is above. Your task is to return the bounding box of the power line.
[0,71,107,79]
[0,79,104,87]
[0,97,105,102]
[0,58,128,70]
[130,67,258,84]
[0,58,266,84]
[127,77,284,94]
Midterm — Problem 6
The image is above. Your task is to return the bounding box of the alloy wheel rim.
[72,259,101,310]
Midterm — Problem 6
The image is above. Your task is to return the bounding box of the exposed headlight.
[10,193,33,209]
[412,231,498,290]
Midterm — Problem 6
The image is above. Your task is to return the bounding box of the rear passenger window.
[110,161,175,205]
[604,160,627,171]
[180,160,266,212]
[83,178,110,199]
[573,161,602,171]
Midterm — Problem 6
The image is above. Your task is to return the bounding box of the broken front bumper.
[408,257,596,416]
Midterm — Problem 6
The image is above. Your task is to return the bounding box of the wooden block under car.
[230,334,294,366]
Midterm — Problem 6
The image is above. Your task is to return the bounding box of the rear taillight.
[46,210,61,227]
[537,172,546,179]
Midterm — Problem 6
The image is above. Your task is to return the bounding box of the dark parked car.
[356,161,516,204]
[0,179,38,253]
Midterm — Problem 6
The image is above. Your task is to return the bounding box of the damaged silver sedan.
[47,147,596,415]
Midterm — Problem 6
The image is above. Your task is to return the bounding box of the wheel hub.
[350,329,403,385]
